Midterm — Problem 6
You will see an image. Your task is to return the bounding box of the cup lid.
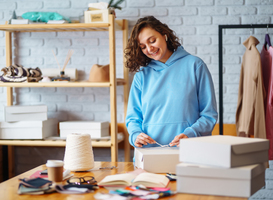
[46,160,64,167]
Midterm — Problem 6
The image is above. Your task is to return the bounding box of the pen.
[167,173,176,176]
[159,191,176,197]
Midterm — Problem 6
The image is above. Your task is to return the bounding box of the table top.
[0,162,247,200]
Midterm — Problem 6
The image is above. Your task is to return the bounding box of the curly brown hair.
[124,16,181,72]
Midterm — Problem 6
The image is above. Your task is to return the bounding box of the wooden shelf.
[0,133,125,147]
[0,79,126,87]
[0,16,130,179]
[0,20,124,32]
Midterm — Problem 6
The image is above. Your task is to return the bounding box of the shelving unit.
[0,15,130,178]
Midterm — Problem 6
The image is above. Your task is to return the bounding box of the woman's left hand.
[169,134,188,147]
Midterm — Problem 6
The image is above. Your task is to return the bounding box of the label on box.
[84,10,109,23]
[91,13,103,22]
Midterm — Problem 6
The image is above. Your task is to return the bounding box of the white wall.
[0,0,273,175]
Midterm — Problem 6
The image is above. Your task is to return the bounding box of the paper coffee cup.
[46,160,64,182]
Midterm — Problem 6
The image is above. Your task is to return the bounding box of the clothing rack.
[218,24,273,135]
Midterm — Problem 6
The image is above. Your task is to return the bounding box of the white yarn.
[64,133,94,171]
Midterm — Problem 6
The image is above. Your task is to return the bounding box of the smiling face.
[138,27,173,63]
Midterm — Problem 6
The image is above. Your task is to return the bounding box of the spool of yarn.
[63,133,94,171]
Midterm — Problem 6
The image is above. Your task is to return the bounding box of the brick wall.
[0,0,273,177]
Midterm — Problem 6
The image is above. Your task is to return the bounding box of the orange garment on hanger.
[236,36,266,139]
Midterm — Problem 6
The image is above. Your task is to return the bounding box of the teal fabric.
[22,12,70,23]
[126,46,218,147]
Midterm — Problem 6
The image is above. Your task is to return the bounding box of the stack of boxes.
[132,135,269,198]
[176,135,269,198]
[0,105,110,140]
[59,121,109,139]
[0,105,58,139]
[249,160,273,199]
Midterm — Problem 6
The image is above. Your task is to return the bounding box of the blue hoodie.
[126,46,218,147]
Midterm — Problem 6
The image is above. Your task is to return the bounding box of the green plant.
[107,0,125,10]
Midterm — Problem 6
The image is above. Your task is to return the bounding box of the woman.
[125,16,218,148]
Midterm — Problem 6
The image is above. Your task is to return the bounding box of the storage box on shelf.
[59,121,109,139]
[84,9,110,23]
[0,15,130,178]
[4,105,47,122]
[0,118,58,139]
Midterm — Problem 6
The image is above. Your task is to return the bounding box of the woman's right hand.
[134,133,156,147]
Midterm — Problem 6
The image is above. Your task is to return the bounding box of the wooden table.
[0,162,247,200]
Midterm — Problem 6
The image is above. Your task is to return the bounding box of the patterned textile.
[0,64,43,83]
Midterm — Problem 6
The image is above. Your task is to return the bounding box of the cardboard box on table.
[135,147,179,173]
[4,105,47,122]
[179,135,269,168]
[0,118,58,139]
[176,162,266,197]
[59,121,109,139]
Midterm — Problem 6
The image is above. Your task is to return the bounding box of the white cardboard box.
[11,19,30,24]
[4,105,47,122]
[176,162,266,197]
[179,135,269,168]
[84,9,109,23]
[135,147,179,173]
[59,121,109,139]
[0,118,58,139]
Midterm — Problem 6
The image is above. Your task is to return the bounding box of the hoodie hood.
[148,46,190,72]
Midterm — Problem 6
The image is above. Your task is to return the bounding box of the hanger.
[250,24,254,36]
[264,25,271,49]
[265,34,271,46]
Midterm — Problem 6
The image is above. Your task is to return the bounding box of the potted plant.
[107,0,125,17]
